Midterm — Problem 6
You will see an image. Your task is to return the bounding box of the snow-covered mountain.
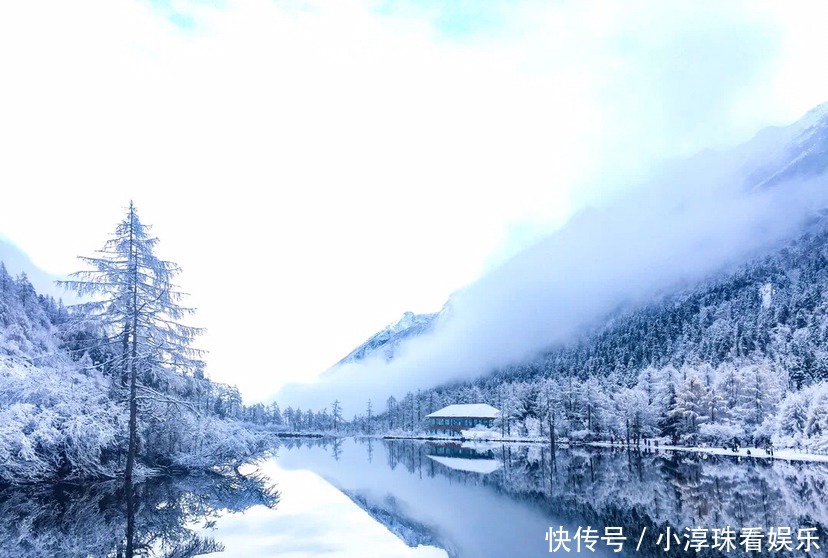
[332,102,828,394]
[748,102,828,190]
[278,102,828,432]
[0,238,66,299]
[336,310,442,365]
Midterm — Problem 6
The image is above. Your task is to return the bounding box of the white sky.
[2,0,828,403]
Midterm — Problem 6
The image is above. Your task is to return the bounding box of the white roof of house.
[426,404,500,419]
[426,455,502,474]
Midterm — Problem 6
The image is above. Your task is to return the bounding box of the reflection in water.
[4,438,828,557]
[425,443,501,474]
[277,439,828,558]
[0,469,278,558]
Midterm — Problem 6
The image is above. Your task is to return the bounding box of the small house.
[425,404,500,435]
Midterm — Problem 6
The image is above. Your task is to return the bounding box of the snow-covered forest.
[255,221,828,455]
[0,205,266,485]
[395,222,828,452]
[244,363,828,455]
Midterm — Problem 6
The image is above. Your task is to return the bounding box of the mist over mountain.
[0,238,66,299]
[278,103,828,414]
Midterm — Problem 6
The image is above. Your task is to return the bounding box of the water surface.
[3,439,828,557]
[213,438,828,557]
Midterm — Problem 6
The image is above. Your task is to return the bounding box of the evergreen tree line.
[346,224,828,451]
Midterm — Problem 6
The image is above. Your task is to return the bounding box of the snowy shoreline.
[644,443,828,463]
[380,434,828,464]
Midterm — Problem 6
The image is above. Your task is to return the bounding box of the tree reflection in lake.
[388,441,828,557]
[0,468,278,558]
[277,439,828,557]
[5,438,828,558]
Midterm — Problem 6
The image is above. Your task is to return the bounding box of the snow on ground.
[588,441,828,463]
[387,432,828,464]
[661,444,828,463]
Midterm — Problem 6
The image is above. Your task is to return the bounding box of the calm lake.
[2,438,828,557]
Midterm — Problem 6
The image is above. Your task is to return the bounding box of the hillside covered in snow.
[0,259,263,485]
[307,104,828,454]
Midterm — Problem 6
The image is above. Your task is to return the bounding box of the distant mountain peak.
[799,101,828,129]
[335,309,442,366]
[391,311,418,332]
[747,100,828,190]
[328,101,828,391]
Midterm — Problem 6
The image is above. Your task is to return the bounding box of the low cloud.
[279,116,828,414]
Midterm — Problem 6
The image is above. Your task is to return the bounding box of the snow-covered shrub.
[461,425,500,440]
[805,384,828,452]
[569,429,592,442]
[167,413,266,471]
[0,358,126,484]
[750,415,776,447]
[697,422,746,447]
[522,417,541,438]
[772,382,828,452]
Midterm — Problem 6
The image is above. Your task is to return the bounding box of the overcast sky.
[2,0,828,404]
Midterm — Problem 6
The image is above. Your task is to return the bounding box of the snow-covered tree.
[672,371,708,438]
[657,369,681,440]
[805,385,828,452]
[331,400,343,432]
[538,377,566,444]
[579,376,608,437]
[739,363,784,431]
[637,366,659,406]
[718,362,743,413]
[60,201,204,487]
[774,389,808,446]
[698,364,727,424]
[614,387,656,444]
[383,396,395,430]
[269,402,283,426]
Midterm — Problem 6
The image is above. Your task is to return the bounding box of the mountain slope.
[336,310,441,365]
[490,219,828,388]
[335,103,828,392]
